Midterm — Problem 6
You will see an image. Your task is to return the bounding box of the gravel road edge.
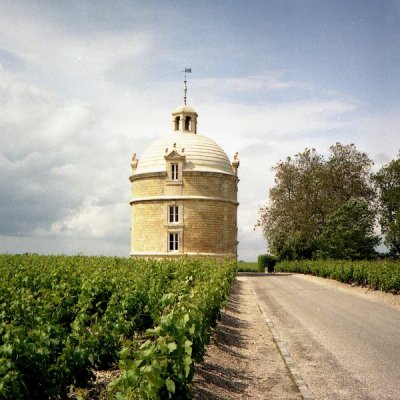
[249,284,315,400]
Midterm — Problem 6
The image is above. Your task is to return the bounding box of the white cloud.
[194,96,357,159]
[43,199,128,241]
[196,73,295,93]
[1,4,398,260]
[0,63,371,259]
[0,3,153,98]
[0,68,131,243]
[355,109,400,169]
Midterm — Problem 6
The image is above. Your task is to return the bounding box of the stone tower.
[129,104,239,260]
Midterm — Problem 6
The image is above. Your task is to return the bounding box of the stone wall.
[182,172,237,200]
[130,171,239,259]
[183,199,237,254]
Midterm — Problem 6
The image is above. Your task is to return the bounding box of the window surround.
[164,146,185,182]
[169,205,179,223]
[171,163,179,181]
[168,232,179,252]
[165,204,184,228]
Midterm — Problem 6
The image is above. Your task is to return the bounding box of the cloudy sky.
[1,1,399,260]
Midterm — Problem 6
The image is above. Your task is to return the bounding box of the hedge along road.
[249,273,400,400]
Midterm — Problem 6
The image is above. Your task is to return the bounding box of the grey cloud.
[0,67,159,255]
[0,150,86,236]
[239,142,275,158]
[373,152,392,165]
[237,228,266,261]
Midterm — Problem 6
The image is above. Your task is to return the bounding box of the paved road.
[249,273,400,400]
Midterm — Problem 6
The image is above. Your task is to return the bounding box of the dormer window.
[174,116,180,131]
[164,146,184,182]
[185,116,191,131]
[171,163,179,180]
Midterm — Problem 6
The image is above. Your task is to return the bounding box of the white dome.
[172,105,198,115]
[134,131,234,175]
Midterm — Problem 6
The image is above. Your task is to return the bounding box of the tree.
[315,199,380,260]
[259,148,324,259]
[372,154,400,257]
[258,143,376,260]
[325,143,375,205]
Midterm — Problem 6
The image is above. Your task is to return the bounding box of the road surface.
[249,273,400,400]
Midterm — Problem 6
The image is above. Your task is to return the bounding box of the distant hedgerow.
[275,259,400,293]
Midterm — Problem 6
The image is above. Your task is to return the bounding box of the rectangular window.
[169,206,179,223]
[171,163,179,180]
[169,232,179,251]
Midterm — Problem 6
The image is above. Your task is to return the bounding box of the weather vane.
[182,68,191,105]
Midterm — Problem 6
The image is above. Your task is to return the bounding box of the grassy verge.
[276,259,400,294]
[237,261,259,272]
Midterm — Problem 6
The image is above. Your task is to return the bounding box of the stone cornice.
[129,171,167,182]
[183,170,238,180]
[130,195,239,205]
[130,170,238,182]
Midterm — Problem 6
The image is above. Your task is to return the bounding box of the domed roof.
[134,131,235,176]
[172,105,198,115]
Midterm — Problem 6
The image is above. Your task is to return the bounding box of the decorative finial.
[182,68,191,105]
[131,153,139,170]
[232,152,240,174]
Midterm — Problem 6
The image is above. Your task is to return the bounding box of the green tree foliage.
[372,153,400,257]
[258,143,376,260]
[326,143,375,204]
[257,254,277,272]
[316,199,380,260]
[259,148,324,259]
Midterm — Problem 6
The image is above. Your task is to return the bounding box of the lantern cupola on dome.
[172,105,198,133]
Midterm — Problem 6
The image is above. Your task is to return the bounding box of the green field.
[237,261,259,272]
[0,254,237,399]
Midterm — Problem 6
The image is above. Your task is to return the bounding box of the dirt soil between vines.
[69,276,300,400]
[192,277,302,400]
[71,274,399,399]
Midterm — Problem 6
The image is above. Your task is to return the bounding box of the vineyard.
[0,254,237,399]
[276,259,400,294]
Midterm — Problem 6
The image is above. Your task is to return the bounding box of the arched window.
[185,116,191,131]
[174,116,180,131]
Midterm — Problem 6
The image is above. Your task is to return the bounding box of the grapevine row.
[275,259,400,293]
[0,255,237,399]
